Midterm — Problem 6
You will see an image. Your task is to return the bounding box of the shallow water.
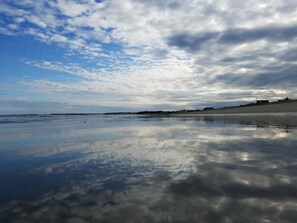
[0,114,297,223]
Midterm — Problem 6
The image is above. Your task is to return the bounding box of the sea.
[0,114,297,222]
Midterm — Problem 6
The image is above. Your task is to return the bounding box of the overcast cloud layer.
[1,0,297,113]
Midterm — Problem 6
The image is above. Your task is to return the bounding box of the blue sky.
[1,0,297,114]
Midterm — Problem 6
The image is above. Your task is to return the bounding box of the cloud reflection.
[0,115,297,222]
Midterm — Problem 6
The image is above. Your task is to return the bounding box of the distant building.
[256,100,269,104]
[203,107,214,111]
[278,97,291,102]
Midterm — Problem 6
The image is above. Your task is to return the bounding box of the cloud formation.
[0,0,297,112]
[168,24,297,52]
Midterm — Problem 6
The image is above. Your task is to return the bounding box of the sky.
[0,0,297,114]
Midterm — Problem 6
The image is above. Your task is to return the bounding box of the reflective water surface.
[0,114,297,223]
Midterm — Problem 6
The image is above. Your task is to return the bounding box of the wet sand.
[198,114,297,128]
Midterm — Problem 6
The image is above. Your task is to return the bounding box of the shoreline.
[173,113,297,128]
[171,100,297,115]
[161,101,297,128]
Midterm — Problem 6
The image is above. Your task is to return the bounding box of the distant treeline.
[103,109,201,115]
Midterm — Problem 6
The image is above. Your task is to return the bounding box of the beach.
[165,100,297,128]
[191,100,297,114]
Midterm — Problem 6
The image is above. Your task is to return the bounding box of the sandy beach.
[190,100,297,114]
[168,100,297,127]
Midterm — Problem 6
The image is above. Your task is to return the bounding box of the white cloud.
[50,34,68,43]
[14,17,25,23]
[0,26,16,35]
[26,15,47,28]
[50,0,88,17]
[7,23,18,30]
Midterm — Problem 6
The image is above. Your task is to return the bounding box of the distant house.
[256,100,269,104]
[278,97,291,102]
[203,107,214,111]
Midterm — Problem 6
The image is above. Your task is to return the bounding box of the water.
[0,114,297,222]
